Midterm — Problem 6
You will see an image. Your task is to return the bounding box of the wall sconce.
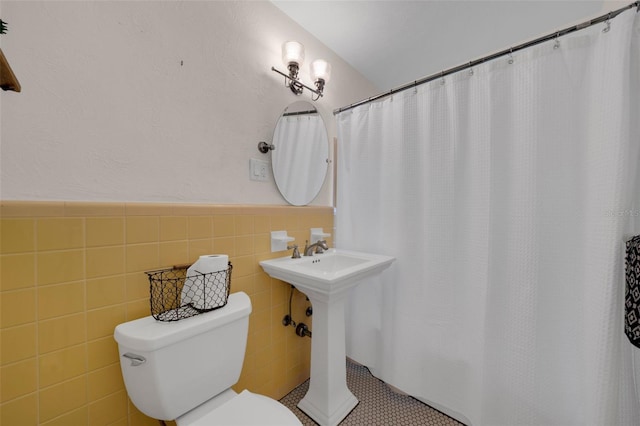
[271,41,331,101]
[310,59,331,95]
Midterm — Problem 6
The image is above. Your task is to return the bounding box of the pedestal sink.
[260,249,395,426]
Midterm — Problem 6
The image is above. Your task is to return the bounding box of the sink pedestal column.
[297,291,357,426]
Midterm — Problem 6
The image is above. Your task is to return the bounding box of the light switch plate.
[250,158,269,182]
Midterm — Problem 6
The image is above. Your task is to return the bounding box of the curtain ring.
[440,71,445,85]
[603,13,611,32]
[508,48,514,64]
[468,61,474,76]
[554,32,560,49]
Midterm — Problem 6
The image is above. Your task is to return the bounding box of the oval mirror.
[271,101,329,206]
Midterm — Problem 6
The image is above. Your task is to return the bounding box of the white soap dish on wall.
[310,228,331,244]
[271,230,295,252]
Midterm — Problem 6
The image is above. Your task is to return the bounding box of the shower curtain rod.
[333,1,639,116]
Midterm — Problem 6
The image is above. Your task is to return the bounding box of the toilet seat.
[176,390,301,426]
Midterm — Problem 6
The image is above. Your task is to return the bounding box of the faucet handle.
[287,244,301,259]
[315,239,329,254]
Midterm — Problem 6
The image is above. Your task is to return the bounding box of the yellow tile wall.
[0,201,334,426]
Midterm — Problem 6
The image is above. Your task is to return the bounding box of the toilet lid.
[177,390,301,426]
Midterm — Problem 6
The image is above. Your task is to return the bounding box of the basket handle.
[172,263,192,270]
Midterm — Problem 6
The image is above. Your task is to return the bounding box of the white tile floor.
[280,359,465,425]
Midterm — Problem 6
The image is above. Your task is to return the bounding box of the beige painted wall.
[0,1,377,205]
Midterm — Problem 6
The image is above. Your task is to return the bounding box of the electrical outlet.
[249,158,269,182]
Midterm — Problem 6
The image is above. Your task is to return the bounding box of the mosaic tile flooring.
[280,359,465,425]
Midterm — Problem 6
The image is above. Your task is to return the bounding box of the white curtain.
[336,9,640,426]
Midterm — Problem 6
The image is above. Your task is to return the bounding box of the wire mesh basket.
[146,262,232,322]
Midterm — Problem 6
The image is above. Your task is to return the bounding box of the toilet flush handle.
[122,352,146,367]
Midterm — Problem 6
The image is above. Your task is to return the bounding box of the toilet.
[114,291,301,425]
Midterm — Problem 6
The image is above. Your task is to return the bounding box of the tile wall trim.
[1,201,334,218]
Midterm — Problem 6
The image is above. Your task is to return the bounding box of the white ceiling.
[272,1,613,91]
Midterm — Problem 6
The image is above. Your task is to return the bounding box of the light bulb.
[282,41,305,67]
[311,59,332,84]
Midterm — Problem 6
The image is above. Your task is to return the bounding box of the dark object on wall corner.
[0,20,21,92]
[0,49,21,92]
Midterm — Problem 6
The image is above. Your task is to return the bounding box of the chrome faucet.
[304,240,328,256]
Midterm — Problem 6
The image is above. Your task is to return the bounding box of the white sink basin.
[259,248,395,297]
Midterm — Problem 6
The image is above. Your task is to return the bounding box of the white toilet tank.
[114,291,252,421]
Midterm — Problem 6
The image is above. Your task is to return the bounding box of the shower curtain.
[336,9,640,426]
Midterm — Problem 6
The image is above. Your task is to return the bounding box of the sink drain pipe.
[283,285,312,338]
